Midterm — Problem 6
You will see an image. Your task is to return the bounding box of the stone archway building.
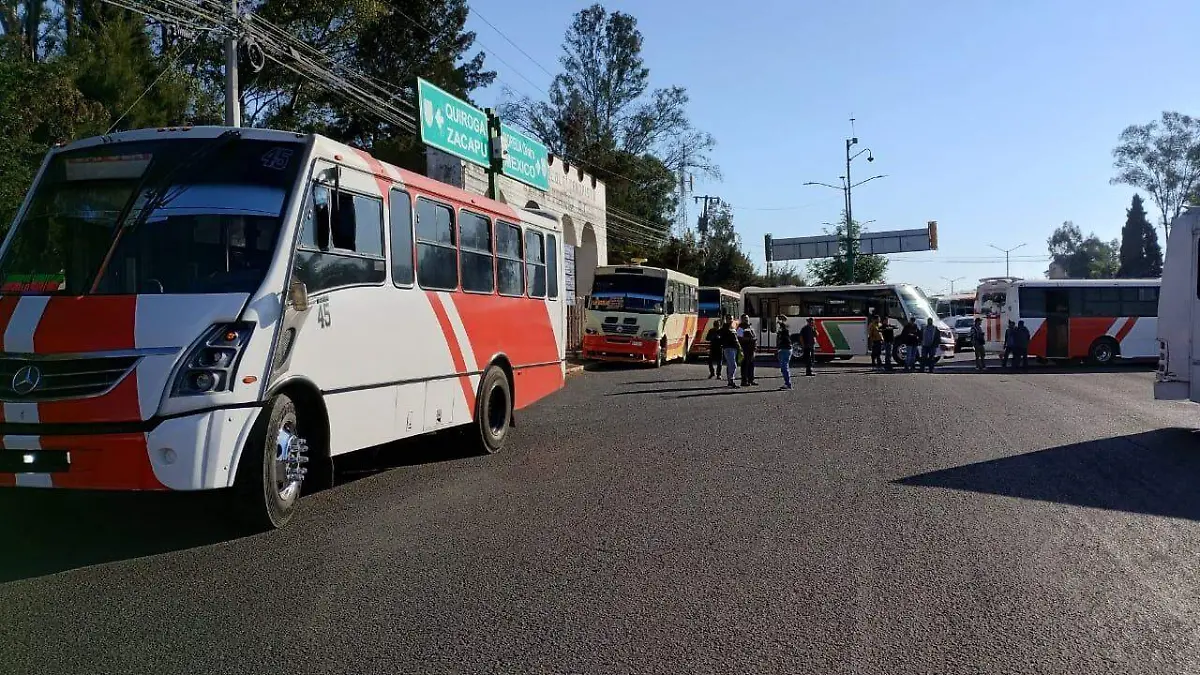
[424,148,607,303]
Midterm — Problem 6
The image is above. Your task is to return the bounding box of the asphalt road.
[4,357,1200,674]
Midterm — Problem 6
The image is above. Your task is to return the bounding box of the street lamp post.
[987,243,1027,277]
[940,276,964,295]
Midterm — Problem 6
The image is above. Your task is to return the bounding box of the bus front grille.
[0,355,139,402]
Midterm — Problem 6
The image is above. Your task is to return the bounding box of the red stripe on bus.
[34,296,136,354]
[351,149,393,208]
[40,432,165,490]
[1068,318,1116,359]
[0,296,19,351]
[39,371,141,424]
[0,473,14,487]
[813,319,835,353]
[1114,317,1137,345]
[426,292,476,414]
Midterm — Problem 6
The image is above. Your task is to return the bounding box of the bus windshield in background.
[899,287,939,322]
[588,274,667,314]
[978,291,1006,316]
[698,288,721,317]
[0,136,305,295]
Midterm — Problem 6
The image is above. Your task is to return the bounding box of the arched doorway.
[578,222,599,300]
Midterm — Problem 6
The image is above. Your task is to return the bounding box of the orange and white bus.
[0,126,567,529]
[987,278,1159,364]
[582,264,698,366]
[689,286,740,359]
[974,276,1021,351]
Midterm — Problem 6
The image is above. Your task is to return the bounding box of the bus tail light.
[172,323,254,396]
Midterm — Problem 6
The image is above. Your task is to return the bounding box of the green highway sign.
[417,78,489,167]
[500,123,549,191]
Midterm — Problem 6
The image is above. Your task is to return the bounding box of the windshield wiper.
[88,130,242,293]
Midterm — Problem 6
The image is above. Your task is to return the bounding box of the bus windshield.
[698,288,721,317]
[588,274,667,314]
[0,135,305,295]
[899,287,939,322]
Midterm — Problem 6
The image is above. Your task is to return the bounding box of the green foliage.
[1048,221,1119,279]
[805,213,888,285]
[1111,111,1200,236]
[1118,194,1163,278]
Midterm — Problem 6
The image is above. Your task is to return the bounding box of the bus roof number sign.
[418,78,489,167]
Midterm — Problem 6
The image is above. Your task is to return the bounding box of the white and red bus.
[0,126,567,528]
[974,276,1022,351]
[689,286,740,359]
[582,264,698,366]
[987,278,1159,364]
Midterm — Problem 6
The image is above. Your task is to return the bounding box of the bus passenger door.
[1045,289,1070,359]
[759,296,779,348]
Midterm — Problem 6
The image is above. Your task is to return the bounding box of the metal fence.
[566,301,585,355]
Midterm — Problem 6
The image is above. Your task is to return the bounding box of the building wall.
[425,148,608,300]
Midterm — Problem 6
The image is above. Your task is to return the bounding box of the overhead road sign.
[417,77,489,167]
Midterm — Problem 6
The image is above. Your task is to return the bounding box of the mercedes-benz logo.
[11,365,41,396]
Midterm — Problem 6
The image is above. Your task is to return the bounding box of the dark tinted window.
[460,211,494,294]
[1121,285,1159,317]
[389,189,414,286]
[525,229,546,298]
[497,221,524,296]
[295,185,386,293]
[1018,287,1047,318]
[416,198,457,290]
[1080,287,1121,317]
[547,233,559,299]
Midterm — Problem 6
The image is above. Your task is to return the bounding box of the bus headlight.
[172,323,254,396]
[641,330,658,338]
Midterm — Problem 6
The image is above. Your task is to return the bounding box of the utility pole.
[224,0,240,127]
[694,195,722,236]
[988,243,1027,277]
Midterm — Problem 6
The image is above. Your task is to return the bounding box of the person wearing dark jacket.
[1012,320,1031,370]
[717,317,741,388]
[971,317,987,371]
[705,322,723,379]
[738,317,759,386]
[1001,320,1015,369]
[775,316,793,390]
[881,318,896,371]
[798,317,817,376]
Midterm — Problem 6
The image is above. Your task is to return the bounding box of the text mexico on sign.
[500,123,550,191]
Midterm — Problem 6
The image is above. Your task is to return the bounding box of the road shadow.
[0,432,475,584]
[933,362,1154,375]
[674,387,788,399]
[893,428,1200,520]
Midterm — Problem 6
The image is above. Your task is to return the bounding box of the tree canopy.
[1117,194,1163,278]
[1047,222,1119,279]
[1111,111,1200,237]
[806,214,888,285]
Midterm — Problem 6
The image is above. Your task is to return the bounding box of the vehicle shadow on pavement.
[893,428,1200,520]
[0,433,475,584]
[933,362,1155,375]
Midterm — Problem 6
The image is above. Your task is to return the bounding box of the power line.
[469,7,556,79]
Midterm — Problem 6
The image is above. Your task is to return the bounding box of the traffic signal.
[927,221,938,250]
[764,233,773,262]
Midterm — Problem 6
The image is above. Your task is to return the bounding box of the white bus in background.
[581,264,699,367]
[0,126,568,529]
[974,276,1022,351]
[740,283,956,362]
[1155,208,1199,402]
[997,279,1159,364]
[936,292,976,319]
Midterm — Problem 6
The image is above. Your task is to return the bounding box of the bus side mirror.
[289,280,310,312]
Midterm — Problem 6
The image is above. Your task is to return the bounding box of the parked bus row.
[0,126,569,529]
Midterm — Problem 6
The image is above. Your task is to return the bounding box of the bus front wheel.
[1089,337,1119,366]
[233,392,307,531]
[474,365,512,455]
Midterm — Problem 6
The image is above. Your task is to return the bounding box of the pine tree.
[1143,219,1164,277]
[1119,195,1148,277]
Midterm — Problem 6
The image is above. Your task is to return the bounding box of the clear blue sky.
[464,0,1200,296]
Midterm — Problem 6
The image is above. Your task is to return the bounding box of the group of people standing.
[705,314,817,390]
[865,316,945,373]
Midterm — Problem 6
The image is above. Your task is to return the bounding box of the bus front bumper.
[0,406,263,491]
[583,335,659,362]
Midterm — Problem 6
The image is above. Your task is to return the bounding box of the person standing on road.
[1001,320,1015,369]
[705,321,723,379]
[880,317,896,371]
[971,317,987,371]
[799,317,817,377]
[868,316,884,369]
[739,315,759,386]
[718,317,741,388]
[921,318,940,373]
[900,319,920,372]
[776,316,793,390]
[1013,320,1031,370]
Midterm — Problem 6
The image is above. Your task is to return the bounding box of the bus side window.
[415,197,458,291]
[459,211,494,294]
[295,185,385,293]
[389,189,414,286]
[547,233,559,299]
[497,221,524,296]
[525,229,546,297]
